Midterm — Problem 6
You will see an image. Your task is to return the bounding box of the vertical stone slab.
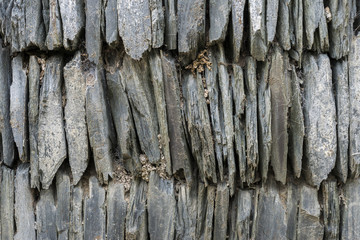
[286,182,300,240]
[104,0,119,47]
[64,52,89,185]
[120,55,160,164]
[341,178,360,240]
[349,35,360,178]
[42,0,50,34]
[257,61,271,182]
[161,52,193,182]
[164,0,177,50]
[147,172,176,239]
[266,0,279,43]
[107,181,127,240]
[70,184,83,240]
[177,0,205,63]
[303,54,336,187]
[86,64,115,184]
[85,0,102,63]
[14,164,35,240]
[46,0,63,50]
[196,184,216,240]
[36,187,57,240]
[0,40,15,167]
[25,0,45,49]
[182,71,217,184]
[1,166,14,240]
[11,0,26,52]
[209,0,230,44]
[230,0,245,62]
[289,0,303,61]
[59,0,85,50]
[84,176,106,240]
[235,190,254,240]
[126,179,148,240]
[334,60,349,182]
[149,50,172,174]
[56,169,71,240]
[38,55,67,189]
[322,180,340,239]
[28,56,40,189]
[117,0,151,60]
[213,183,229,240]
[150,0,164,48]
[248,0,267,61]
[244,57,258,183]
[10,55,28,162]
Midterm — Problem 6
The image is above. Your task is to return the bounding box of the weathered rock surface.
[11,0,26,52]
[46,0,63,50]
[213,183,229,240]
[249,0,267,61]
[230,0,245,62]
[38,56,67,189]
[341,178,360,240]
[209,0,230,45]
[107,181,127,240]
[277,0,291,50]
[64,52,89,185]
[266,0,279,43]
[70,184,83,240]
[196,184,216,240]
[85,0,102,63]
[36,187,57,240]
[303,53,336,187]
[25,0,45,49]
[1,166,14,240]
[104,0,119,47]
[150,0,164,48]
[56,168,71,240]
[164,0,177,50]
[322,179,340,239]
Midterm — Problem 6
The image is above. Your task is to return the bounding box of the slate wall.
[0,0,359,239]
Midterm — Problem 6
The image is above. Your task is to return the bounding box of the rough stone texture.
[209,0,230,45]
[10,55,28,162]
[234,190,254,239]
[107,182,127,240]
[56,169,71,240]
[70,184,83,240]
[14,164,36,240]
[266,0,279,43]
[1,166,14,240]
[86,64,115,184]
[120,54,160,164]
[303,53,336,187]
[147,172,176,239]
[182,71,217,185]
[126,179,148,240]
[59,0,85,50]
[28,56,40,189]
[0,42,15,167]
[104,0,119,47]
[249,0,267,61]
[213,183,229,240]
[25,0,45,49]
[85,0,102,63]
[349,35,360,178]
[36,187,57,240]
[84,176,106,240]
[118,0,151,60]
[230,0,245,62]
[150,0,164,48]
[341,178,360,240]
[277,0,291,50]
[196,184,216,240]
[64,52,89,185]
[322,179,340,239]
[177,0,205,63]
[289,0,303,61]
[164,0,177,50]
[269,46,290,185]
[46,0,63,50]
[334,60,349,182]
[11,0,26,52]
[38,56,67,189]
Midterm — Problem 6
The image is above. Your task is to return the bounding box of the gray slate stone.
[177,0,205,63]
[248,0,267,61]
[349,35,360,178]
[150,0,164,48]
[38,56,67,189]
[196,184,216,240]
[11,0,26,52]
[277,0,291,50]
[70,184,83,240]
[257,61,271,182]
[25,0,45,49]
[213,183,229,240]
[289,0,303,62]
[1,166,14,240]
[334,60,349,182]
[36,187,57,240]
[107,181,127,240]
[209,0,230,45]
[86,64,115,184]
[14,164,36,240]
[56,169,71,240]
[85,0,102,63]
[64,52,89,185]
[322,180,340,240]
[59,0,85,50]
[161,51,193,182]
[117,0,151,60]
[341,178,360,240]
[126,179,148,240]
[147,172,176,240]
[28,56,40,189]
[46,0,62,50]
[164,0,177,49]
[42,0,50,34]
[266,0,279,43]
[84,176,106,240]
[233,190,254,240]
[182,71,217,184]
[10,55,28,162]
[303,54,336,187]
[120,54,160,164]
[105,0,119,47]
[230,0,245,62]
